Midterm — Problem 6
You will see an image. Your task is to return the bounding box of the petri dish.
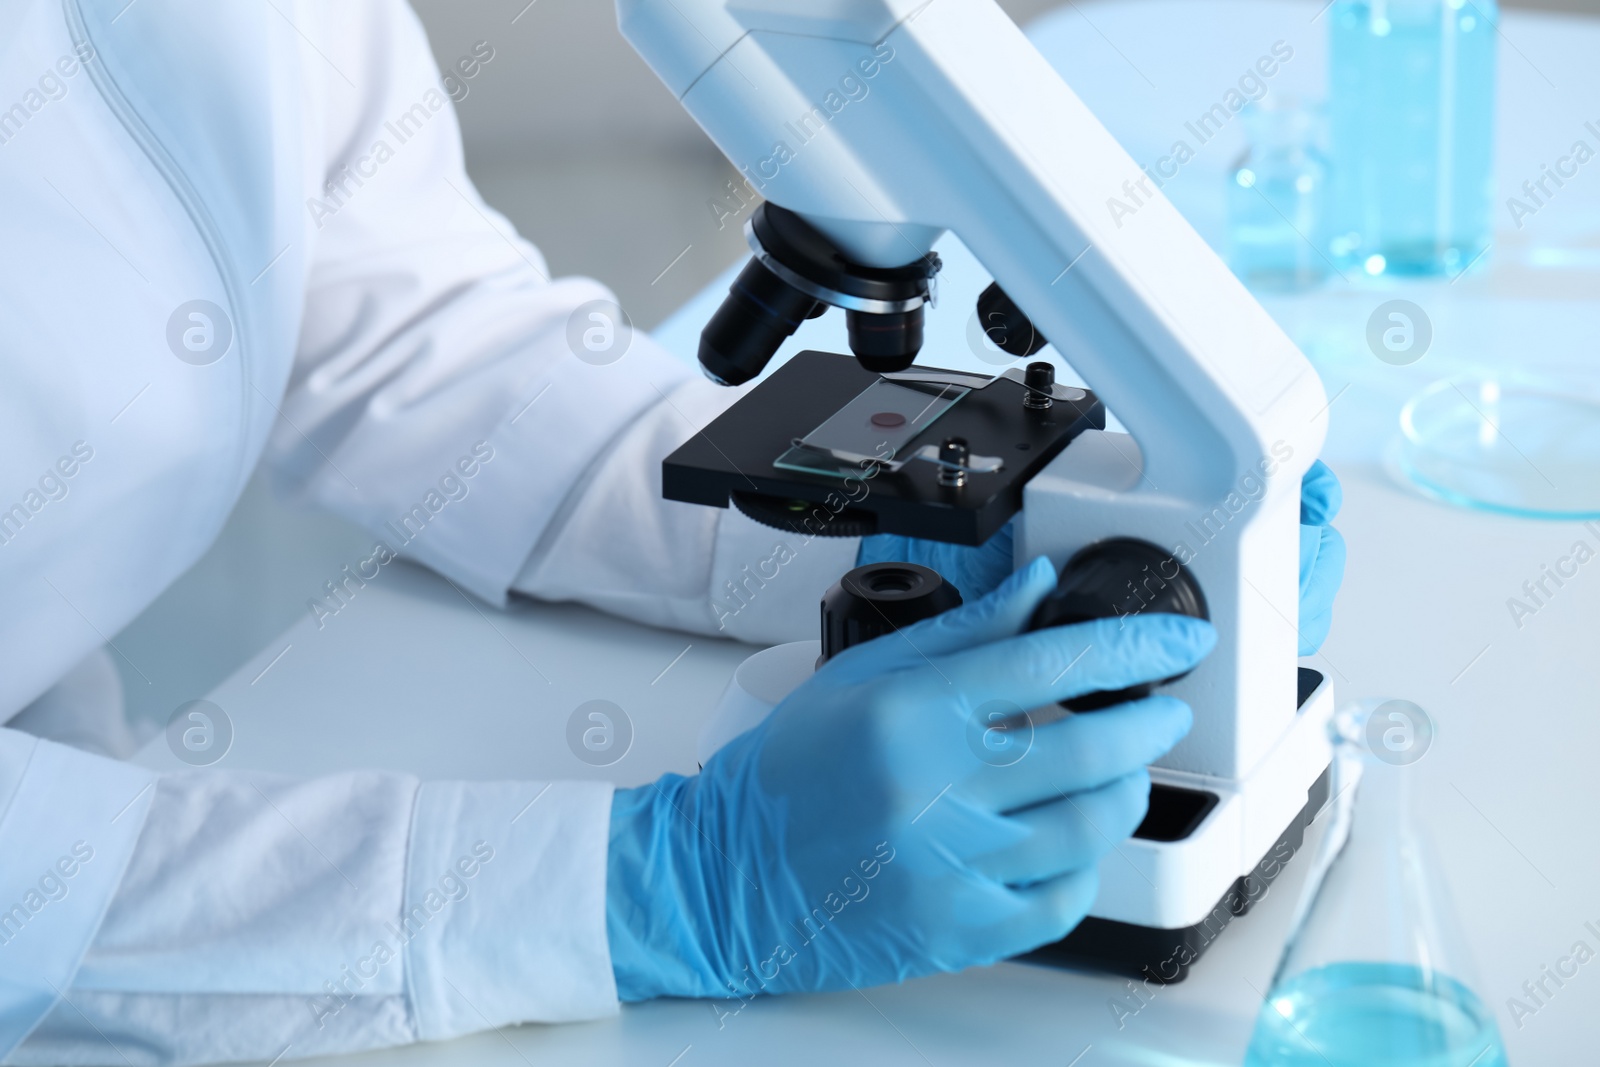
[1397,375,1600,519]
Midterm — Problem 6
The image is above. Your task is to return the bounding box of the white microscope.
[620,0,1335,982]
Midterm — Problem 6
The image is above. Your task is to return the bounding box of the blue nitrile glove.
[1297,460,1346,656]
[859,462,1347,655]
[606,558,1216,1000]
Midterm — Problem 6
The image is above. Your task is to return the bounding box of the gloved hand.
[859,461,1347,655]
[1297,460,1346,656]
[607,558,1216,1000]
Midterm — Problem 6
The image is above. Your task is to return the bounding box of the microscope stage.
[663,350,1105,546]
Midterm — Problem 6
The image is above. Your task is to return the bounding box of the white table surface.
[125,1,1600,1063]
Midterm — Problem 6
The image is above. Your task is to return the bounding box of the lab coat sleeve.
[7,759,616,1066]
[0,729,156,1061]
[508,373,865,645]
[273,0,859,643]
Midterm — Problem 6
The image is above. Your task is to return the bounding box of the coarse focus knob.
[976,281,1049,357]
[819,563,963,664]
[1026,538,1208,711]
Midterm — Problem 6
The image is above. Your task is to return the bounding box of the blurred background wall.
[411,0,1595,330]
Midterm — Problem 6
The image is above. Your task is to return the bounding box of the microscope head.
[700,204,940,385]
[615,0,953,385]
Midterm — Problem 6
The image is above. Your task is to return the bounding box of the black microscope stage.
[662,351,1104,546]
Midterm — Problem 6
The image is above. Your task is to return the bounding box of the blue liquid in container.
[1243,961,1509,1066]
[1327,0,1497,277]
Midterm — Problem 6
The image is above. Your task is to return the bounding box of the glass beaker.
[1242,702,1507,1066]
[1227,97,1331,293]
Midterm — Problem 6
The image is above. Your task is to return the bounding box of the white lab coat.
[0,0,858,1061]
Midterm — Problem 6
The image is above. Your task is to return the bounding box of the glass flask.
[1227,97,1330,293]
[1242,703,1508,1066]
[1326,0,1498,278]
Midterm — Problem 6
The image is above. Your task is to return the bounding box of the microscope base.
[1023,667,1335,983]
[1022,764,1330,983]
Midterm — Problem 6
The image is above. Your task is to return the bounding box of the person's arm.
[8,1,828,1059]
[272,0,856,646]
[4,728,614,1066]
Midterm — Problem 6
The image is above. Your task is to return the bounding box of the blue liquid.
[1327,0,1497,277]
[1243,962,1508,1067]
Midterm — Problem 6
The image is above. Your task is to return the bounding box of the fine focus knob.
[1026,538,1208,711]
[819,563,963,664]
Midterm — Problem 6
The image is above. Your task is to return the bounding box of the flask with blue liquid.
[1327,0,1498,277]
[1242,703,1508,1067]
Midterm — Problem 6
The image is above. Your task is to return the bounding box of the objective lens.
[698,259,820,386]
[845,308,923,374]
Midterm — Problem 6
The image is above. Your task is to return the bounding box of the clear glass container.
[1228,98,1331,293]
[1243,704,1508,1066]
[1398,374,1600,519]
[1327,0,1498,278]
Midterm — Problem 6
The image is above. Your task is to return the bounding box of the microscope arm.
[620,0,1329,780]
